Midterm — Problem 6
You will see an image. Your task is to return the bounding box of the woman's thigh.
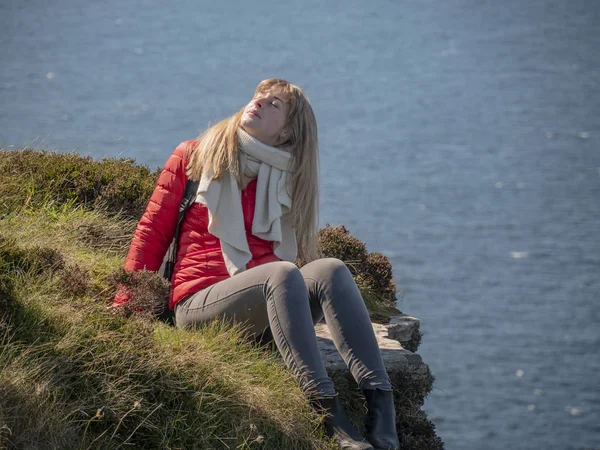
[174,261,296,335]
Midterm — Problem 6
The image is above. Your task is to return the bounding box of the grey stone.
[315,314,428,379]
[386,314,420,344]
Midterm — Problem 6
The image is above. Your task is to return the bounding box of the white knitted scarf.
[195,127,297,276]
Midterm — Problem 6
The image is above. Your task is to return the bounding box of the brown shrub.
[109,269,171,322]
[318,225,399,308]
[30,247,65,274]
[317,225,367,275]
[359,252,397,305]
[60,264,91,299]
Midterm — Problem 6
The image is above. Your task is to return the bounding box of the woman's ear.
[278,126,292,144]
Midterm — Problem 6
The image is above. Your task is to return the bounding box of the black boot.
[363,389,401,450]
[312,396,374,450]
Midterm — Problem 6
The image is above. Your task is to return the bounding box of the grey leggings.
[174,258,392,398]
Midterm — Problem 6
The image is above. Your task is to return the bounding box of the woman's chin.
[240,119,257,132]
[240,123,261,137]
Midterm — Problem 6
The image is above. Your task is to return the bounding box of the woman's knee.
[267,261,304,286]
[320,257,349,270]
[264,261,309,311]
[311,258,352,281]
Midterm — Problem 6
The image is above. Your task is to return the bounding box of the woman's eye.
[272,102,279,108]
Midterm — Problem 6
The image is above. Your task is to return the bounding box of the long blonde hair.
[186,78,320,263]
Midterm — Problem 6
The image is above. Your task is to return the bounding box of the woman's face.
[240,88,291,147]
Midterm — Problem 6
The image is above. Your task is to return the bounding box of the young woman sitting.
[113,78,400,450]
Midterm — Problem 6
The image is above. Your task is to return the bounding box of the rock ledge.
[315,314,427,379]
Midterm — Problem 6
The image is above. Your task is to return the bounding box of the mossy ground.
[0,149,443,449]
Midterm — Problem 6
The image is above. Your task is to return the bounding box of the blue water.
[2,1,599,448]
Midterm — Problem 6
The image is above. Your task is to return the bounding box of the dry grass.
[1,256,332,449]
[0,206,332,449]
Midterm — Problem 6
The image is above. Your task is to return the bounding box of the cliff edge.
[0,148,443,449]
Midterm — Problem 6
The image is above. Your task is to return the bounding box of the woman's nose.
[253,99,263,109]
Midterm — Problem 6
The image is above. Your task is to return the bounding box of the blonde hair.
[186,78,320,263]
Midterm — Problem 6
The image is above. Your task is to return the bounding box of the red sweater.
[113,141,280,310]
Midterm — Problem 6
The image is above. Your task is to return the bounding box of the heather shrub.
[318,225,399,310]
[31,247,66,273]
[109,268,172,322]
[317,225,367,275]
[358,252,397,304]
[60,263,91,299]
[0,149,159,218]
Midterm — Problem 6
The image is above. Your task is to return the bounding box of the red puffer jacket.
[113,141,281,310]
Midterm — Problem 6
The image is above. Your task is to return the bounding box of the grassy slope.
[0,149,443,450]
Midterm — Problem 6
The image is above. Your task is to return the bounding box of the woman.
[113,78,400,450]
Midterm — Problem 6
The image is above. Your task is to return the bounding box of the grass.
[0,148,443,449]
[1,234,327,449]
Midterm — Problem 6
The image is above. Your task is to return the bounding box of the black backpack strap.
[159,179,200,281]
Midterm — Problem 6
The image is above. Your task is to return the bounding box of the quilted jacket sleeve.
[113,141,193,305]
